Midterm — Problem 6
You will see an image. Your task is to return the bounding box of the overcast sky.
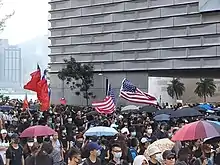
[0,0,49,45]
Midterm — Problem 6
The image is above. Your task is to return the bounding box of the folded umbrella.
[20,125,56,137]
[172,120,220,141]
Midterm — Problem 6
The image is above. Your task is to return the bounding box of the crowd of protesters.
[0,99,219,165]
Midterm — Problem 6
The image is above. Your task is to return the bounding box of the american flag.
[92,84,116,114]
[107,84,116,104]
[120,78,157,105]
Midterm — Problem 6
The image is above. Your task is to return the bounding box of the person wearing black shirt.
[82,142,101,165]
[6,134,24,165]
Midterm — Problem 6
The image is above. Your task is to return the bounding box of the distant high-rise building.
[0,39,22,89]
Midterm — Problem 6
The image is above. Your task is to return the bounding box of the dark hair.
[68,147,81,160]
[38,142,53,155]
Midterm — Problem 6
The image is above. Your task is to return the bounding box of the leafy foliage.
[194,78,216,102]
[58,57,95,105]
[0,1,14,31]
[167,78,185,99]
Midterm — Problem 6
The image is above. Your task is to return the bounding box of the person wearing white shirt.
[0,129,9,164]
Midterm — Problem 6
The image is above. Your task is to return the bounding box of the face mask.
[8,133,13,137]
[168,133,172,137]
[34,138,37,142]
[56,123,60,126]
[62,130,67,134]
[114,152,122,159]
[23,119,27,122]
[131,132,136,136]
[155,153,162,162]
[27,142,34,147]
[147,129,153,134]
[96,150,101,157]
[67,118,72,123]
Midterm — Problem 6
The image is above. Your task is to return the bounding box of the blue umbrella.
[0,105,13,111]
[154,114,170,121]
[84,126,118,136]
[198,104,213,111]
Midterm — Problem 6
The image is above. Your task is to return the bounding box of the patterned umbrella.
[172,120,220,141]
[150,138,175,153]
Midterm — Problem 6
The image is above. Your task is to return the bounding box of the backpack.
[129,148,137,161]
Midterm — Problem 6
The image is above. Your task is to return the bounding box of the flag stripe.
[92,96,115,114]
[120,92,157,105]
[119,79,157,105]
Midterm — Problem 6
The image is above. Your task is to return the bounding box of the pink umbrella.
[20,125,56,138]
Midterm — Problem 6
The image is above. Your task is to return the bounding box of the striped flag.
[119,78,157,105]
[92,84,116,114]
[107,84,116,104]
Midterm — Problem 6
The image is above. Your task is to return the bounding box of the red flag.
[22,94,29,111]
[60,98,66,105]
[24,65,41,92]
[37,78,50,111]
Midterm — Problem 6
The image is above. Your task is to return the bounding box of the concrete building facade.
[48,0,220,105]
[0,39,22,89]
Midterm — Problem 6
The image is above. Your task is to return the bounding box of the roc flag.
[24,64,41,92]
[22,93,29,111]
[37,70,50,111]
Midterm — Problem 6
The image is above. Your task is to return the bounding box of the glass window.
[199,0,220,12]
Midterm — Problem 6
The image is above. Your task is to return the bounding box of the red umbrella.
[20,125,56,138]
[172,120,220,141]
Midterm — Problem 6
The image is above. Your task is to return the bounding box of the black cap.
[162,150,175,159]
[11,133,19,139]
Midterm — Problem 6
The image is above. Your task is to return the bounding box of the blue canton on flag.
[107,84,116,104]
[121,79,137,93]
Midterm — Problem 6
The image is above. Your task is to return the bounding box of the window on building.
[199,0,220,12]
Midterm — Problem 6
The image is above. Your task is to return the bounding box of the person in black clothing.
[6,133,24,165]
[82,142,101,165]
[67,147,81,165]
[107,143,128,165]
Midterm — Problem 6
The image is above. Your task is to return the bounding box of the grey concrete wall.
[50,72,148,105]
[48,0,220,104]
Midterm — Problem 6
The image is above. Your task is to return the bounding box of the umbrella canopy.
[0,105,13,111]
[206,115,220,121]
[170,107,202,118]
[84,126,118,137]
[139,106,158,113]
[150,138,175,153]
[121,105,139,112]
[198,104,213,111]
[20,125,56,138]
[172,120,220,141]
[155,108,174,115]
[153,114,170,121]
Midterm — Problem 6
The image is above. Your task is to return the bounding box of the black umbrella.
[139,106,158,113]
[205,115,220,121]
[154,108,174,116]
[170,107,202,118]
[153,114,170,121]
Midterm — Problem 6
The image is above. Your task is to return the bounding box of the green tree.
[58,57,95,106]
[0,1,14,31]
[194,78,216,102]
[167,78,185,100]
